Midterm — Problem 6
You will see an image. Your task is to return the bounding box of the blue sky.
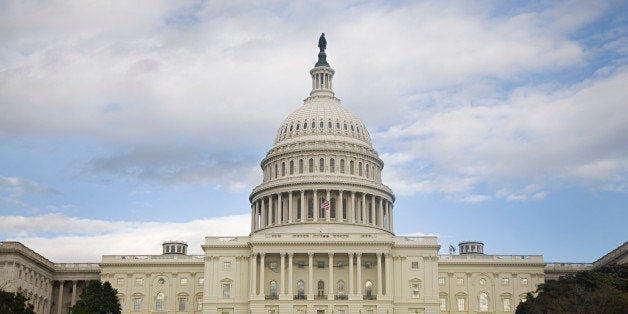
[0,0,626,262]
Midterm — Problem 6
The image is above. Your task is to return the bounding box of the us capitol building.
[2,35,626,314]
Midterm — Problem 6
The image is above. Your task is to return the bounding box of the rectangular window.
[411,261,419,269]
[198,277,204,285]
[223,283,231,298]
[133,298,142,311]
[298,262,305,268]
[411,283,420,298]
[438,277,445,285]
[317,261,324,268]
[503,298,511,311]
[365,310,374,314]
[117,278,124,285]
[270,262,277,269]
[178,297,187,311]
[502,277,510,285]
[521,278,528,285]
[456,277,464,285]
[440,298,447,311]
[223,261,232,270]
[180,278,188,285]
[135,278,143,286]
[337,261,345,268]
[365,262,372,269]
[457,298,465,311]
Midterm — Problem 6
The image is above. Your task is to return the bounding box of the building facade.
[12,36,620,313]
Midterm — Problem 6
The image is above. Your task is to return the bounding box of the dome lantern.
[310,33,335,97]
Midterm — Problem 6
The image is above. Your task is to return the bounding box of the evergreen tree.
[516,264,628,314]
[71,280,121,314]
[0,289,36,314]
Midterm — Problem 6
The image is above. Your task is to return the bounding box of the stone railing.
[54,263,101,271]
[438,254,544,263]
[101,255,204,263]
[545,262,593,271]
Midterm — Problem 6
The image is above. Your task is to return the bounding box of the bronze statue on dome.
[318,33,327,52]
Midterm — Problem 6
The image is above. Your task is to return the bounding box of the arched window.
[303,121,307,129]
[366,164,369,178]
[269,280,277,298]
[350,161,354,174]
[336,122,340,129]
[299,159,304,173]
[358,162,363,176]
[328,121,332,129]
[155,292,165,311]
[330,198,336,219]
[281,162,285,176]
[365,281,373,298]
[330,159,335,172]
[290,160,294,175]
[479,292,489,312]
[317,280,325,297]
[296,123,300,130]
[311,120,315,129]
[337,280,345,296]
[319,158,324,172]
[274,164,278,178]
[309,159,314,173]
[340,159,345,173]
[297,281,305,299]
[320,120,323,129]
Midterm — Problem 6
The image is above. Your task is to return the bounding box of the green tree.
[516,264,628,314]
[0,289,35,314]
[71,280,121,314]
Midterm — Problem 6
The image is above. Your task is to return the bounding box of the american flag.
[321,198,330,210]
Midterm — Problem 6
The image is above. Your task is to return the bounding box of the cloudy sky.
[1,0,626,263]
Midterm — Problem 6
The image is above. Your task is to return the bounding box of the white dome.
[274,96,372,147]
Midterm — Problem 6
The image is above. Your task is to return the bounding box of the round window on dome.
[311,120,315,129]
[296,123,300,130]
[328,121,332,128]
[290,124,293,131]
[344,123,348,130]
[336,122,340,129]
[303,122,307,129]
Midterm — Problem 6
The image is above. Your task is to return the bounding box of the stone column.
[280,253,286,295]
[313,190,318,222]
[259,253,265,297]
[326,190,331,222]
[288,253,294,297]
[377,253,383,297]
[339,190,344,221]
[288,192,293,223]
[251,204,255,231]
[390,204,394,232]
[328,253,334,299]
[308,253,314,300]
[371,195,376,226]
[278,193,283,224]
[250,254,257,296]
[300,190,305,222]
[273,195,278,225]
[349,253,354,295]
[261,198,267,228]
[385,253,392,296]
[351,192,356,223]
[356,253,362,299]
[379,198,384,228]
[56,281,64,314]
[361,194,367,224]
[71,280,77,307]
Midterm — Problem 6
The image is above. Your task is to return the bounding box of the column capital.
[308,252,314,257]
[280,252,286,257]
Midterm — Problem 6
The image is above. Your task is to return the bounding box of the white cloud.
[0,176,60,196]
[1,213,250,262]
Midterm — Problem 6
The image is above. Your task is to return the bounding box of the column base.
[348,294,363,301]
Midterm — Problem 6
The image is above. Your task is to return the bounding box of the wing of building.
[2,36,625,314]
